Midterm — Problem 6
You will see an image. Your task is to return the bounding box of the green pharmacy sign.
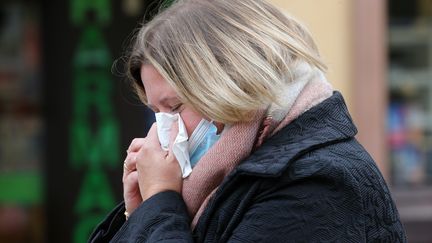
[69,0,119,242]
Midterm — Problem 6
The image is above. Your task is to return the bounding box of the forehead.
[141,64,167,88]
[140,64,178,102]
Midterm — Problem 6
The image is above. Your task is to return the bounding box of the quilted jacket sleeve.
[89,191,193,243]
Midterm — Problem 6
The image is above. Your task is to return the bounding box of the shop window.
[388,0,432,187]
[388,0,432,241]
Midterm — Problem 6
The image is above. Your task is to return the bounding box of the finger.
[123,170,139,185]
[122,171,140,193]
[146,122,161,149]
[124,152,138,172]
[127,138,146,153]
[123,153,138,182]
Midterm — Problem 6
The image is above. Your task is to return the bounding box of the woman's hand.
[122,122,182,215]
[135,123,182,202]
[123,139,143,215]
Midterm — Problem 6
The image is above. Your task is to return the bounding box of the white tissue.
[155,113,192,178]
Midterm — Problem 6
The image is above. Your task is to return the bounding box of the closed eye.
[171,103,183,113]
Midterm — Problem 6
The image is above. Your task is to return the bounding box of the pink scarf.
[182,74,334,228]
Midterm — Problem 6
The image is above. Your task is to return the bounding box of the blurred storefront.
[0,1,44,242]
[1,0,156,242]
[0,0,431,242]
[387,0,432,241]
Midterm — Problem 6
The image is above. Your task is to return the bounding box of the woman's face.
[140,64,203,136]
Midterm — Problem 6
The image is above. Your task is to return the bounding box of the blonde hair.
[127,0,327,124]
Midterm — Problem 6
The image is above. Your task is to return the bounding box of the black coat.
[89,92,407,242]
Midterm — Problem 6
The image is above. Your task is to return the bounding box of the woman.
[90,0,406,242]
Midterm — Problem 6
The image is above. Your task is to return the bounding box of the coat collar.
[234,91,358,177]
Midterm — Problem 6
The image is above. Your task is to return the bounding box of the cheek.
[180,109,203,137]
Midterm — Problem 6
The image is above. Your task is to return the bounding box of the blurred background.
[0,0,431,242]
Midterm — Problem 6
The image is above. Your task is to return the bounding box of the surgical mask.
[188,119,220,167]
[155,113,220,178]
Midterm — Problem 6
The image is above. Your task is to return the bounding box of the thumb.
[146,122,160,148]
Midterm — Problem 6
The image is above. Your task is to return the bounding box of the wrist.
[141,186,181,202]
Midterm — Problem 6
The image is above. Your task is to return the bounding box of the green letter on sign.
[70,0,111,26]
[75,169,115,214]
[74,213,107,243]
[70,118,119,169]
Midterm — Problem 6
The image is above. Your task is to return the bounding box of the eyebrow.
[147,96,180,111]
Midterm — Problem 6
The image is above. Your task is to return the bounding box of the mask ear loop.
[210,120,224,135]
